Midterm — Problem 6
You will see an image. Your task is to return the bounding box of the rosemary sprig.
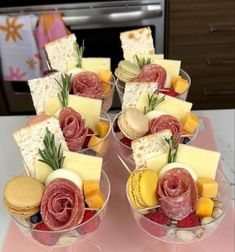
[135,55,152,69]
[165,136,178,163]
[144,92,165,114]
[55,73,72,108]
[38,128,65,170]
[76,40,85,68]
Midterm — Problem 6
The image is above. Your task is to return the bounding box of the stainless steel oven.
[0,0,166,114]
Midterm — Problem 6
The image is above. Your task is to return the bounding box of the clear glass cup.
[116,69,191,105]
[111,111,198,172]
[11,170,111,252]
[126,170,231,252]
[101,75,117,112]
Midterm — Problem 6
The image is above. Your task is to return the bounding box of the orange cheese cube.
[181,112,199,134]
[98,70,112,96]
[171,76,182,86]
[196,197,214,217]
[197,178,218,198]
[87,135,106,155]
[83,180,100,197]
[172,76,189,94]
[85,190,105,208]
[96,121,110,138]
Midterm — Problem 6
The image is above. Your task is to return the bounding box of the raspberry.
[177,212,200,228]
[120,137,132,148]
[79,210,100,235]
[140,210,168,237]
[83,128,94,148]
[32,222,58,246]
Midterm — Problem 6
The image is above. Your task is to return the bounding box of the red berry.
[177,212,200,228]
[83,128,94,148]
[32,222,58,246]
[120,137,132,148]
[79,210,100,234]
[140,210,168,237]
[160,88,179,97]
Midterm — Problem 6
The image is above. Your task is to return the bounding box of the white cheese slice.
[82,58,111,73]
[137,92,192,120]
[175,144,221,179]
[145,152,169,174]
[151,59,181,78]
[63,151,102,181]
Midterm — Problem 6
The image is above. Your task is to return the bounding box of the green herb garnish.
[76,40,85,68]
[144,92,165,114]
[165,136,178,163]
[39,128,65,170]
[55,73,71,108]
[135,55,152,69]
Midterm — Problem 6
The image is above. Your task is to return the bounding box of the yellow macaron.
[127,169,159,209]
[118,108,149,140]
[3,176,45,217]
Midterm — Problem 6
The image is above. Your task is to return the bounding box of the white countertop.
[0,109,234,250]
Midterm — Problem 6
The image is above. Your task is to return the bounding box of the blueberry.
[30,213,42,224]
[183,137,191,144]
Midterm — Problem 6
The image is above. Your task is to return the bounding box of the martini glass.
[111,111,198,172]
[126,169,231,252]
[116,69,191,105]
[11,169,111,252]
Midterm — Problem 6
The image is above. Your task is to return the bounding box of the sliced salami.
[40,178,85,231]
[72,71,103,99]
[150,115,182,145]
[133,64,167,89]
[158,168,198,220]
[59,107,88,151]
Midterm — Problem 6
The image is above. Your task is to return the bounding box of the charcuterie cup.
[126,169,231,252]
[111,111,198,172]
[116,69,191,105]
[11,169,111,252]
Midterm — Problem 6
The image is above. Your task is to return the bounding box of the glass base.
[48,240,103,252]
[143,241,205,252]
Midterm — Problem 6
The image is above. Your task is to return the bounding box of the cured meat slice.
[133,64,167,89]
[40,178,85,230]
[150,115,182,145]
[72,71,103,99]
[158,168,198,220]
[59,107,88,151]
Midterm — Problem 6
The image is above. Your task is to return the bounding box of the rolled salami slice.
[41,178,85,230]
[72,71,103,99]
[150,115,182,145]
[133,64,167,89]
[59,107,88,151]
[158,168,198,220]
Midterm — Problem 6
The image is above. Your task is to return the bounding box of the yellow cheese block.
[197,177,218,198]
[172,77,189,94]
[87,135,108,155]
[150,59,181,78]
[181,112,199,134]
[95,121,110,138]
[196,197,214,217]
[136,92,192,120]
[175,144,220,179]
[85,190,105,208]
[83,180,100,197]
[63,151,102,181]
[145,152,168,174]
[82,58,111,73]
[45,95,102,130]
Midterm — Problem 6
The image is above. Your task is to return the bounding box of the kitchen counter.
[0,109,234,251]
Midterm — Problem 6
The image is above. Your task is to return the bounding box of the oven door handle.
[63,8,162,26]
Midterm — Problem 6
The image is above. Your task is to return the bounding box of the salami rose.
[59,107,88,151]
[150,115,183,145]
[133,64,167,89]
[158,168,198,220]
[72,72,103,99]
[40,178,85,231]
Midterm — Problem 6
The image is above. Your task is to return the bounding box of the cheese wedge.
[63,151,102,181]
[137,92,192,120]
[45,95,102,130]
[82,58,111,73]
[175,144,221,179]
